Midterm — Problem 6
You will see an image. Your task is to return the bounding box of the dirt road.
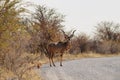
[38,57,120,80]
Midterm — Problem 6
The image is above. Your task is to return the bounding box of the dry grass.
[0,53,43,80]
[0,67,14,80]
[0,66,42,80]
[0,68,42,80]
[63,52,120,60]
[22,69,42,80]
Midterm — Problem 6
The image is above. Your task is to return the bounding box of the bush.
[70,33,90,54]
[95,40,120,54]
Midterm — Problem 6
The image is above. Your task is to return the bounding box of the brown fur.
[46,30,76,67]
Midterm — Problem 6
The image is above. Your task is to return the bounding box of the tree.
[70,33,90,53]
[0,0,35,80]
[95,21,120,41]
[26,5,65,54]
[94,21,120,54]
[0,0,26,65]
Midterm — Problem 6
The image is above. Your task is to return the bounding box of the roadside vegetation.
[0,0,120,80]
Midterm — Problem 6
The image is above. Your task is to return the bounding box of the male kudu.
[46,30,76,67]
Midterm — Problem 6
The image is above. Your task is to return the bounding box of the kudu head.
[61,30,76,42]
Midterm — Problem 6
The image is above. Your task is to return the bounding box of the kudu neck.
[63,40,70,45]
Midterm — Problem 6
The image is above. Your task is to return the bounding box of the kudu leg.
[60,54,63,66]
[51,54,56,67]
[49,57,52,67]
[51,58,56,67]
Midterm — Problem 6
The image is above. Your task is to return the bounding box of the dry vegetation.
[1,0,120,80]
[0,66,41,80]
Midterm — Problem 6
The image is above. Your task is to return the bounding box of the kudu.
[46,30,76,67]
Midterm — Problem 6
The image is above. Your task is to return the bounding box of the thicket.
[0,0,41,80]
[70,22,120,54]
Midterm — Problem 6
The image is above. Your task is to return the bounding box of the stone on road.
[38,57,120,80]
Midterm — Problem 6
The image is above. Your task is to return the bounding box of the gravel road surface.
[38,57,120,80]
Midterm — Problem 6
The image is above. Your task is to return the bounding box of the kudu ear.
[69,30,76,38]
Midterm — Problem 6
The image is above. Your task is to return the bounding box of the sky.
[26,0,120,36]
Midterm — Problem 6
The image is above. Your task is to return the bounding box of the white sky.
[26,0,120,36]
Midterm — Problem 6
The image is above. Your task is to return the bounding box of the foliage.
[0,0,26,65]
[70,21,120,54]
[92,21,120,54]
[0,0,39,80]
[25,5,65,54]
[95,21,120,42]
[70,33,90,54]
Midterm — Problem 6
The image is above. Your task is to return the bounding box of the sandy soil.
[38,57,120,80]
